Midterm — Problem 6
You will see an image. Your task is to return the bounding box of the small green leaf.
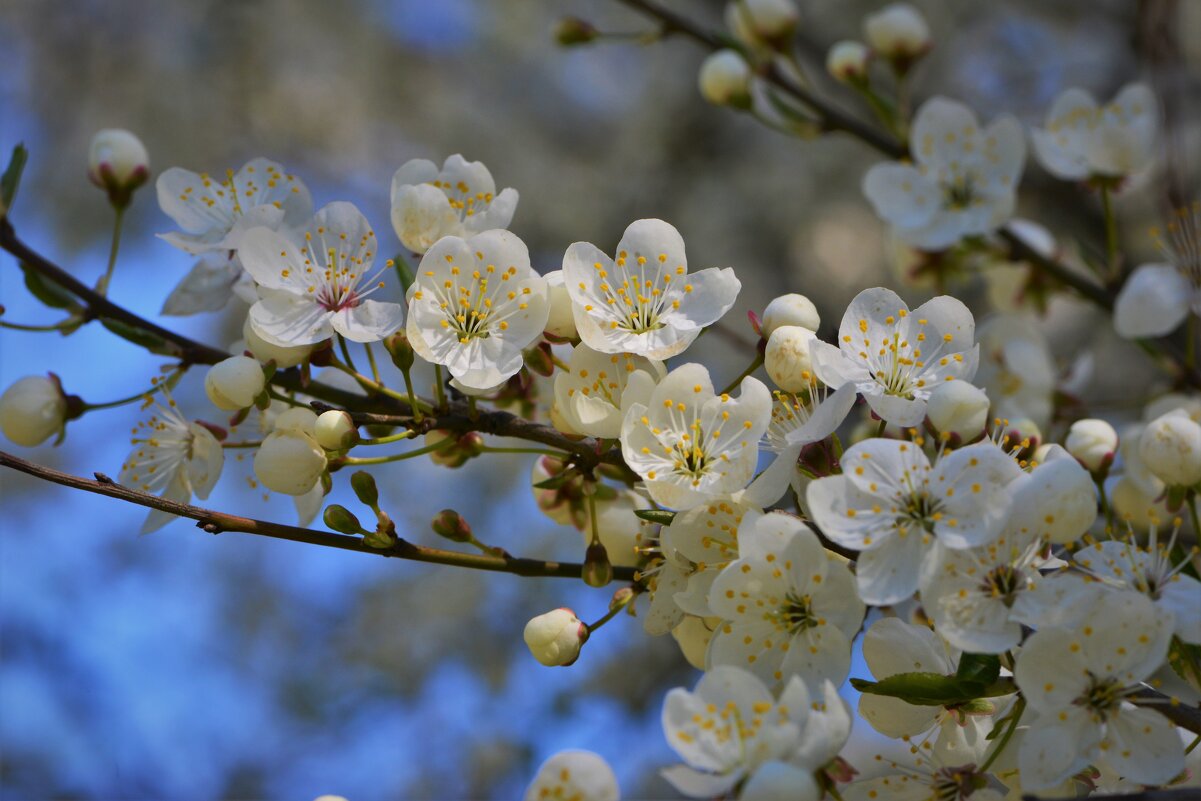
[100,317,177,356]
[850,671,1016,707]
[533,471,575,490]
[21,262,79,311]
[634,509,676,526]
[956,652,1001,686]
[0,143,28,216]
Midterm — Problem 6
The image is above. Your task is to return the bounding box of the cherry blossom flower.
[553,344,663,439]
[707,510,865,688]
[1115,202,1201,339]
[863,97,1025,250]
[1031,83,1158,182]
[807,439,1021,604]
[524,750,619,801]
[1014,590,1180,790]
[811,287,978,427]
[390,154,519,255]
[660,495,760,620]
[239,201,404,346]
[405,229,549,391]
[620,363,770,510]
[562,219,740,360]
[119,392,223,534]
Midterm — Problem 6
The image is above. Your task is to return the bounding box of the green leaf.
[956,652,1001,686]
[533,471,576,490]
[634,509,676,526]
[20,262,79,311]
[100,317,177,356]
[0,143,28,216]
[850,672,1016,707]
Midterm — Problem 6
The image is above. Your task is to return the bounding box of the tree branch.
[0,449,638,582]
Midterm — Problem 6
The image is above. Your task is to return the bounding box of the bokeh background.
[1,1,1199,799]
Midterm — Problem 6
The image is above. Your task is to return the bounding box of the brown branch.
[0,449,638,582]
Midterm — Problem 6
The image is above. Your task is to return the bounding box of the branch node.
[93,472,114,484]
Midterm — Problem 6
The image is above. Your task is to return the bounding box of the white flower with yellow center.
[119,393,224,534]
[707,510,865,689]
[1031,83,1158,182]
[406,229,549,391]
[1115,201,1201,339]
[811,288,978,427]
[621,363,770,510]
[563,219,741,360]
[390,154,518,255]
[157,159,313,315]
[523,751,620,801]
[1014,590,1180,790]
[660,495,760,619]
[807,439,1021,605]
[863,97,1025,250]
[553,343,664,438]
[238,202,403,347]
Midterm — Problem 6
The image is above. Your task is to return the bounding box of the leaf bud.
[323,504,366,535]
[582,541,613,587]
[350,470,379,509]
[383,330,415,373]
[553,16,598,46]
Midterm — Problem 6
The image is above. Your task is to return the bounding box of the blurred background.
[1,0,1199,798]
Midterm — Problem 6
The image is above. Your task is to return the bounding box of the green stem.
[1187,732,1201,755]
[327,359,413,405]
[364,340,382,385]
[359,430,418,447]
[95,205,125,296]
[979,696,1025,773]
[720,353,764,396]
[1100,185,1119,276]
[1096,477,1115,534]
[588,493,601,545]
[876,418,887,438]
[0,317,79,332]
[337,334,360,376]
[585,600,627,633]
[82,370,181,411]
[341,438,453,465]
[433,365,448,410]
[401,369,423,423]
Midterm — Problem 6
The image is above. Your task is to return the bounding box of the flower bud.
[1065,418,1118,474]
[432,509,472,542]
[350,470,379,509]
[523,341,555,378]
[543,270,579,340]
[87,129,149,208]
[0,375,68,447]
[363,512,398,549]
[761,293,820,337]
[827,40,871,84]
[242,318,312,368]
[271,407,319,435]
[554,16,598,46]
[725,0,799,46]
[523,608,588,666]
[764,325,817,393]
[864,3,931,67]
[426,429,482,468]
[1138,410,1201,487]
[698,50,752,108]
[383,330,415,373]
[926,379,989,440]
[582,541,613,587]
[204,355,266,411]
[1111,475,1171,531]
[254,430,327,495]
[314,410,358,451]
[323,504,365,535]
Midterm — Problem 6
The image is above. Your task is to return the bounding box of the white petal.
[862,163,939,229]
[160,258,240,316]
[1104,705,1185,786]
[330,299,405,343]
[1018,710,1098,791]
[855,529,929,604]
[1114,263,1191,339]
[249,292,333,347]
[740,761,819,801]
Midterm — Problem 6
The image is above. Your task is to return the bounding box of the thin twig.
[0,449,637,582]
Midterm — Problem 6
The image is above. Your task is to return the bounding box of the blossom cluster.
[1,1,1200,800]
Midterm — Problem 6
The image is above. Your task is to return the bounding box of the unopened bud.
[1065,418,1117,474]
[523,341,555,377]
[583,541,613,587]
[1138,410,1201,487]
[761,293,820,337]
[432,509,472,542]
[926,379,989,441]
[524,608,588,666]
[88,129,149,209]
[543,270,578,339]
[254,430,327,496]
[314,410,359,451]
[554,16,598,46]
[204,355,267,411]
[0,374,68,447]
[363,513,398,549]
[864,3,931,70]
[725,0,799,48]
[427,429,482,468]
[827,40,871,84]
[698,50,752,109]
[609,586,635,612]
[764,326,817,394]
[323,504,365,535]
[384,330,415,373]
[350,470,379,509]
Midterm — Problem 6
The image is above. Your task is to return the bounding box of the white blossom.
[863,3,930,63]
[926,379,989,440]
[239,201,404,347]
[254,427,327,497]
[1115,202,1201,339]
[119,392,223,534]
[406,229,549,391]
[1031,83,1158,182]
[0,375,68,447]
[523,608,588,667]
[863,98,1024,250]
[620,363,770,510]
[1014,590,1180,790]
[699,50,752,107]
[660,495,760,620]
[88,129,149,200]
[973,315,1056,431]
[807,439,1021,604]
[811,287,979,427]
[524,751,619,801]
[553,344,662,439]
[1138,408,1201,487]
[239,316,313,368]
[389,154,518,255]
[562,219,740,360]
[543,269,579,339]
[707,510,865,689]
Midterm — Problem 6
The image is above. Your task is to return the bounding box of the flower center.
[776,592,818,634]
[592,250,690,335]
[932,766,986,801]
[1074,674,1124,721]
[979,565,1025,607]
[942,174,977,211]
[428,178,495,223]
